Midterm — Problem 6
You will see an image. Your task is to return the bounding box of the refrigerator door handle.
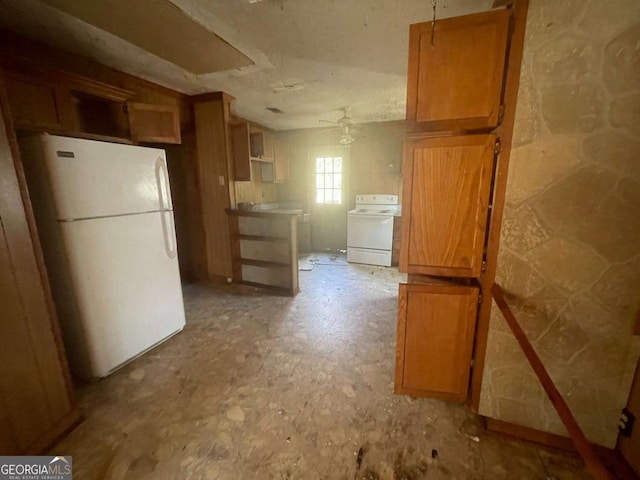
[155,157,177,259]
[160,209,177,259]
[155,156,170,211]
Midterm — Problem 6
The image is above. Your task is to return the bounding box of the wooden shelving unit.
[227,209,300,296]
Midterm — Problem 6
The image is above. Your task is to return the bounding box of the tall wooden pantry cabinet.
[395,4,526,402]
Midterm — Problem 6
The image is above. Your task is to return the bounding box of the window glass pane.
[324,157,333,173]
[316,189,324,204]
[332,189,342,204]
[316,157,324,173]
[316,174,324,189]
[334,173,342,189]
[334,157,343,173]
[325,173,333,189]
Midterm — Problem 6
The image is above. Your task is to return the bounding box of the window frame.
[314,155,344,205]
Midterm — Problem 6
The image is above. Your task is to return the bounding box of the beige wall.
[275,121,404,210]
[478,0,640,447]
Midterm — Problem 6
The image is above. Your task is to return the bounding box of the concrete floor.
[53,255,591,479]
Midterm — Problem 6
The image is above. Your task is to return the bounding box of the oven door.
[347,213,394,250]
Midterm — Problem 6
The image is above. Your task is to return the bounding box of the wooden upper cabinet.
[4,72,74,131]
[273,140,289,184]
[406,9,510,132]
[127,102,181,144]
[395,281,479,401]
[231,122,252,181]
[400,134,496,277]
[250,131,273,162]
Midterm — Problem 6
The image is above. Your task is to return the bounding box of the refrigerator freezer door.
[59,211,185,378]
[38,135,172,220]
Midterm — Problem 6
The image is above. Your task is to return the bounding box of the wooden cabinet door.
[4,72,74,131]
[273,140,289,184]
[250,131,274,162]
[400,134,496,278]
[128,102,181,144]
[231,122,252,181]
[395,282,479,402]
[406,9,509,132]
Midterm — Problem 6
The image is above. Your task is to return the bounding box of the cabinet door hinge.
[481,260,487,272]
[494,139,501,155]
[478,294,483,304]
[498,104,505,123]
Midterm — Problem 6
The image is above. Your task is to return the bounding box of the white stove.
[347,194,400,266]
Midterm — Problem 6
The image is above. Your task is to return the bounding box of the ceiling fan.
[319,107,359,145]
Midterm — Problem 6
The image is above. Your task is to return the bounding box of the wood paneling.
[193,96,234,279]
[164,136,206,281]
[274,123,403,251]
[400,134,496,277]
[234,161,279,204]
[0,69,79,453]
[275,122,404,213]
[406,9,510,132]
[395,282,479,402]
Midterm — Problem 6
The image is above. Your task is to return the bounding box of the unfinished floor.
[52,255,590,479]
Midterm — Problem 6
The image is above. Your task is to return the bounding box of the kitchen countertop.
[227,208,303,216]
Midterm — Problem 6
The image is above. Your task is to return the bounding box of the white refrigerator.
[20,134,186,380]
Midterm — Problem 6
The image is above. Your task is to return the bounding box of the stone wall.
[478,0,640,447]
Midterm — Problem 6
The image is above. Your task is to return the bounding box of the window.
[315,156,343,204]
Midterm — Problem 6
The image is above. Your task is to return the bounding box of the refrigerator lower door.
[59,211,185,379]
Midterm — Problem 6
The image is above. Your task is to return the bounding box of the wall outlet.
[618,408,635,437]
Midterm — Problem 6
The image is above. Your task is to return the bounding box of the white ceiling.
[0,0,494,130]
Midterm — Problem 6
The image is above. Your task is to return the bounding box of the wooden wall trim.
[485,417,576,451]
[470,0,529,409]
[191,91,235,104]
[487,418,638,479]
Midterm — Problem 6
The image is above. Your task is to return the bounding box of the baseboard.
[484,417,576,451]
[483,417,639,479]
[27,408,83,455]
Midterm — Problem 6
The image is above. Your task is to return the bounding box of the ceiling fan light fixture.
[339,134,354,145]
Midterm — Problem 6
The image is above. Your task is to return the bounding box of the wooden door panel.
[395,282,479,402]
[400,134,495,277]
[128,102,181,144]
[231,122,251,182]
[4,73,69,130]
[406,9,510,132]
